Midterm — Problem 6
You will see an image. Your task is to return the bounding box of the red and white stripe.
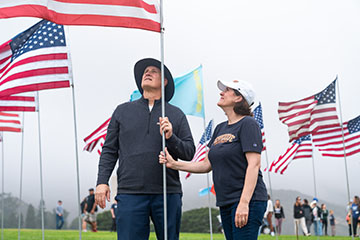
[0,0,160,32]
[0,92,38,112]
[278,97,338,142]
[0,112,22,132]
[313,123,360,158]
[268,141,312,174]
[261,129,266,151]
[0,41,71,97]
[185,143,209,179]
[83,117,111,153]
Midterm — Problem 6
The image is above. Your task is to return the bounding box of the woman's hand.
[235,201,249,228]
[159,147,177,169]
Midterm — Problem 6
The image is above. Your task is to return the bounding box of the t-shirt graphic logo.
[212,134,235,146]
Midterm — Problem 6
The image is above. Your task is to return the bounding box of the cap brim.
[217,80,228,92]
[134,58,174,102]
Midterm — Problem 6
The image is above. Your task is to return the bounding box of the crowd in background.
[262,195,360,237]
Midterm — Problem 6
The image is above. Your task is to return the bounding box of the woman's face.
[275,200,280,206]
[217,87,242,108]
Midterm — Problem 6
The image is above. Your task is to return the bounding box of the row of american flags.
[0,1,358,177]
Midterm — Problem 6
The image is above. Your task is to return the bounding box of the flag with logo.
[83,117,111,155]
[312,115,360,157]
[268,135,312,174]
[0,1,160,32]
[0,112,22,132]
[0,92,38,112]
[278,79,339,142]
[185,119,213,179]
[0,20,71,97]
[253,103,266,151]
[130,65,205,118]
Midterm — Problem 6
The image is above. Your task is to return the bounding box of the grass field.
[2,229,357,240]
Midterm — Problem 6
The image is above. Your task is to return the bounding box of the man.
[55,200,64,230]
[311,200,322,236]
[84,188,98,232]
[110,199,118,232]
[95,58,195,240]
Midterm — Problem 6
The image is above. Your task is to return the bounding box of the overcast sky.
[0,0,360,220]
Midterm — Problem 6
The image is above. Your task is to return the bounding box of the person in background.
[321,203,329,236]
[84,188,98,232]
[274,199,285,235]
[311,200,322,236]
[293,196,310,236]
[159,79,268,240]
[110,199,118,232]
[329,210,336,236]
[55,200,64,230]
[351,196,360,237]
[302,199,312,235]
[346,212,352,236]
[80,197,87,232]
[264,194,275,236]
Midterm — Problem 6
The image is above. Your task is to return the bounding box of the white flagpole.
[18,113,25,240]
[309,138,318,198]
[336,79,354,240]
[1,132,4,240]
[159,0,168,238]
[159,4,168,240]
[202,119,213,240]
[36,93,45,240]
[64,26,82,240]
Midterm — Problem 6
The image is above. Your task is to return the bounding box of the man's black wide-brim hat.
[134,58,174,102]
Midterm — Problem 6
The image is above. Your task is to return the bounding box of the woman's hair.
[233,90,252,116]
[354,195,360,205]
[304,199,308,204]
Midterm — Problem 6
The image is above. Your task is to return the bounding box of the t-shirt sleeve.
[207,124,220,148]
[239,117,263,153]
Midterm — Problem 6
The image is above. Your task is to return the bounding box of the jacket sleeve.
[96,108,120,186]
[281,207,285,218]
[166,114,195,161]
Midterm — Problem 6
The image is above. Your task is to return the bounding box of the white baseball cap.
[217,79,255,106]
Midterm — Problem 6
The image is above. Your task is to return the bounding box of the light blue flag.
[129,65,205,118]
[198,187,211,197]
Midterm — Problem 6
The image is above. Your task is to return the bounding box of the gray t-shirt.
[208,116,268,207]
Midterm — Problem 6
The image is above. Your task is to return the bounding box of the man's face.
[89,190,94,195]
[141,66,167,91]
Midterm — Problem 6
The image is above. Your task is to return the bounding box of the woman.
[293,197,310,236]
[351,196,360,237]
[274,199,285,235]
[321,204,329,236]
[159,79,268,239]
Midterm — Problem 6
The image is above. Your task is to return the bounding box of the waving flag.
[313,115,360,157]
[278,79,339,142]
[131,65,205,118]
[0,20,71,97]
[0,92,38,112]
[185,119,213,179]
[268,135,312,174]
[0,112,22,132]
[0,0,160,32]
[253,103,266,151]
[83,117,111,155]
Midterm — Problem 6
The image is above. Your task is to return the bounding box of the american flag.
[0,92,38,112]
[312,115,360,158]
[278,79,339,142]
[0,20,71,97]
[268,135,312,174]
[0,112,22,132]
[0,0,160,32]
[253,103,266,151]
[185,119,213,179]
[83,117,111,155]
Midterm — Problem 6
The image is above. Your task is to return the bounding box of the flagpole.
[336,79,354,240]
[202,119,213,240]
[1,132,4,240]
[37,93,45,240]
[159,1,168,239]
[64,26,82,240]
[18,113,25,240]
[309,138,318,198]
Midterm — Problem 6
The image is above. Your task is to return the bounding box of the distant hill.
[182,188,349,236]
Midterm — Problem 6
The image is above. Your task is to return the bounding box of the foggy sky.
[0,0,360,221]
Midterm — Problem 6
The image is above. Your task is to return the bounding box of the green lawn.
[2,229,356,240]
